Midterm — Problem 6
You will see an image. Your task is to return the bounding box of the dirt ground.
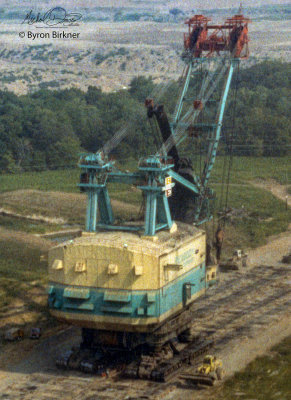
[0,226,52,251]
[247,180,291,266]
[248,227,291,266]
[0,258,289,400]
[0,189,140,225]
[0,181,290,399]
[251,179,290,207]
[0,179,289,226]
[0,228,289,400]
[165,218,291,399]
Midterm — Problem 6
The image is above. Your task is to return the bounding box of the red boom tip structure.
[184,14,250,59]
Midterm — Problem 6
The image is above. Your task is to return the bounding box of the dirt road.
[246,180,291,266]
[248,227,291,267]
[165,264,291,400]
[251,180,290,207]
[0,260,289,400]
[0,181,290,399]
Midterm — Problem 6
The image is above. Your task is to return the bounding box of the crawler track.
[0,265,290,400]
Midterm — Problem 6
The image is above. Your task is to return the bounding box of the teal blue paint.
[66,302,95,311]
[48,262,208,322]
[85,190,92,231]
[97,224,141,232]
[137,158,174,236]
[157,195,173,229]
[63,287,90,299]
[172,63,193,124]
[79,57,237,232]
[155,223,168,231]
[84,183,114,232]
[202,62,236,188]
[168,170,200,194]
[137,307,145,316]
[193,61,238,223]
[98,187,114,225]
[145,188,157,236]
[104,292,131,303]
[80,155,174,236]
[101,305,132,314]
[147,293,156,303]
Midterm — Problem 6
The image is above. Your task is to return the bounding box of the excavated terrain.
[0,261,290,400]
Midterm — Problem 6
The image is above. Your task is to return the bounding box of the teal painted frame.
[79,58,239,234]
[48,262,206,321]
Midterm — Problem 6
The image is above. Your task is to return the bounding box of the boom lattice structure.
[79,14,250,236]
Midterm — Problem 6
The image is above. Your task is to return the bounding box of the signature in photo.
[22,7,82,27]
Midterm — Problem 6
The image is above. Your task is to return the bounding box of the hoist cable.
[98,76,176,157]
[98,59,191,158]
[158,58,229,157]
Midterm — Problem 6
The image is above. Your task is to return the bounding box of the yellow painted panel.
[97,246,133,289]
[48,227,206,291]
[131,252,159,290]
[48,247,64,283]
[159,234,206,286]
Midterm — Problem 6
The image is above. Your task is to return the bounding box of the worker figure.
[206,241,217,266]
[214,226,224,263]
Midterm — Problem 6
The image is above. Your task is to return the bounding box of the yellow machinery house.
[48,224,207,334]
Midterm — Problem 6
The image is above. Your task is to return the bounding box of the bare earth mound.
[0,226,52,251]
[0,190,140,225]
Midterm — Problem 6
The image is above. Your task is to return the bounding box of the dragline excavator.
[47,12,250,380]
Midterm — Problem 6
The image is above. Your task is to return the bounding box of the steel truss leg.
[86,187,114,232]
[144,191,173,236]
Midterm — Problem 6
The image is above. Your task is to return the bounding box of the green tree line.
[0,61,290,173]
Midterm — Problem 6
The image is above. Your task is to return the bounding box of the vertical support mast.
[202,61,236,188]
[172,63,193,124]
[193,61,236,224]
